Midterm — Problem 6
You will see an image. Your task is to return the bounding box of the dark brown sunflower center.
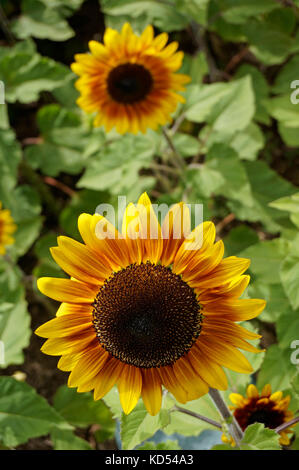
[92,262,202,368]
[107,63,153,103]
[235,400,285,430]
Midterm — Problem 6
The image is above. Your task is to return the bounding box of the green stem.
[209,388,244,447]
[173,405,222,430]
[162,128,186,171]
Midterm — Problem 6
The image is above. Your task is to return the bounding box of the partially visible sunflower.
[71,23,190,134]
[0,201,16,255]
[222,384,296,446]
[36,193,266,415]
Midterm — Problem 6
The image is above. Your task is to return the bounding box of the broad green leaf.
[185,77,255,136]
[0,260,31,367]
[265,95,299,129]
[280,255,299,310]
[25,104,90,176]
[240,238,289,285]
[180,53,208,85]
[228,161,297,232]
[0,128,22,204]
[0,377,71,447]
[78,133,157,198]
[0,40,71,103]
[257,344,298,391]
[213,423,281,450]
[120,398,171,450]
[6,185,42,258]
[242,19,294,65]
[269,193,299,215]
[102,0,189,32]
[238,423,280,450]
[138,440,181,450]
[248,282,290,322]
[185,165,224,199]
[218,0,278,24]
[164,394,220,437]
[230,123,264,161]
[235,64,270,125]
[223,226,259,256]
[165,133,201,158]
[12,0,84,41]
[53,386,115,432]
[277,309,299,350]
[102,386,123,419]
[50,428,92,450]
[273,56,299,94]
[290,371,299,401]
[205,145,253,206]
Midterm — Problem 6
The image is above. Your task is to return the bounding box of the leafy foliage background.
[0,0,298,450]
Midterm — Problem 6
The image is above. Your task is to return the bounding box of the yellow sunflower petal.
[37,277,97,303]
[93,358,123,401]
[246,384,259,398]
[141,369,162,416]
[118,365,142,414]
[261,384,272,397]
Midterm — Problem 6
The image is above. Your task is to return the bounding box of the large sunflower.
[0,201,16,255]
[223,384,296,446]
[36,193,266,415]
[71,23,190,134]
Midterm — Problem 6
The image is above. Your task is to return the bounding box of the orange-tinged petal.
[158,366,188,404]
[261,384,272,397]
[197,339,253,374]
[93,358,123,401]
[37,277,97,303]
[141,369,162,416]
[68,347,109,388]
[35,313,92,338]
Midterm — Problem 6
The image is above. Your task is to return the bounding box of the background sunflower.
[71,23,190,134]
[0,0,298,452]
[0,201,16,255]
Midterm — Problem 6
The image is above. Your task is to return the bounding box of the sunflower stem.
[275,416,299,434]
[162,128,186,171]
[208,388,244,447]
[173,405,222,430]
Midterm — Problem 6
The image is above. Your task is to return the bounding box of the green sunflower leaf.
[0,40,71,103]
[12,0,85,41]
[53,386,115,433]
[214,423,281,450]
[102,0,189,32]
[138,440,181,450]
[24,104,91,177]
[185,76,255,137]
[0,260,30,367]
[163,394,220,437]
[257,344,299,392]
[120,397,171,450]
[280,255,299,310]
[50,428,92,450]
[238,423,281,450]
[0,377,72,447]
